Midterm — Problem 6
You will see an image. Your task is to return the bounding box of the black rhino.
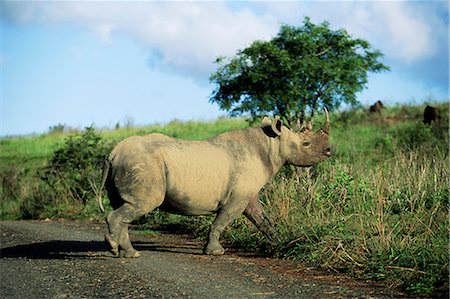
[99,111,331,257]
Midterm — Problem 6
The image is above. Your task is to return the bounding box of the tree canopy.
[209,17,390,127]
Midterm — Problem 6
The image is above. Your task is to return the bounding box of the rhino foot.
[105,234,119,256]
[204,243,225,255]
[119,248,141,258]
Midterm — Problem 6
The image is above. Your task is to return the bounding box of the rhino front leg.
[243,194,281,244]
[205,199,248,255]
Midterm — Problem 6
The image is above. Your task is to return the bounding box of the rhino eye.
[302,141,311,147]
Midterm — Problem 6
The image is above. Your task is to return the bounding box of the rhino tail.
[98,158,110,213]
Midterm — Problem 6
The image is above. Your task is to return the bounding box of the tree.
[209,17,390,127]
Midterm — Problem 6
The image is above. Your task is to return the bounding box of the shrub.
[396,122,435,150]
[375,120,448,155]
[1,164,22,201]
[41,127,112,205]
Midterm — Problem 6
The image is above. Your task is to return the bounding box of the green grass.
[0,102,448,296]
[0,135,65,168]
[101,117,247,141]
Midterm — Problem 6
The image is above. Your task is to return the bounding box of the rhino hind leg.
[106,203,143,258]
[243,195,281,244]
[105,214,120,256]
[106,192,164,258]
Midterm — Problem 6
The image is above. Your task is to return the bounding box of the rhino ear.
[261,116,272,127]
[272,116,282,136]
[261,116,282,138]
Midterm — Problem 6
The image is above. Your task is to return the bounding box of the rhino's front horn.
[322,107,330,134]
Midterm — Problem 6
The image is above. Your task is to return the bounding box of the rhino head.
[262,108,331,167]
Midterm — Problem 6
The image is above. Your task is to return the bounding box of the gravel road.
[0,220,405,298]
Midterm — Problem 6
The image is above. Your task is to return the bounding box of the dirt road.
[0,220,404,298]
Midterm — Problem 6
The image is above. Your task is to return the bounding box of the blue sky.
[1,1,448,136]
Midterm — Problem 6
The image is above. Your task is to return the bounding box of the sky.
[0,1,448,136]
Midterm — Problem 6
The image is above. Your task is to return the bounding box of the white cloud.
[369,2,435,63]
[257,1,445,64]
[1,1,447,76]
[1,1,278,77]
[121,2,277,76]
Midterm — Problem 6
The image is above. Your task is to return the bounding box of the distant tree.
[210,17,390,127]
[48,123,67,134]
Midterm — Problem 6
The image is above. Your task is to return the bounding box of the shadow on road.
[1,240,110,259]
[0,239,204,259]
[134,240,204,256]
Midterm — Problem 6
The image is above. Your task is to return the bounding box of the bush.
[1,164,22,202]
[396,122,435,150]
[375,120,448,155]
[42,127,112,204]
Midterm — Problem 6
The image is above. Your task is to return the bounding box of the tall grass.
[259,149,448,293]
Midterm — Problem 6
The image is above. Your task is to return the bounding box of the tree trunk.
[311,97,318,119]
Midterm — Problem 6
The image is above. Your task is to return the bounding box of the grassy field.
[1,103,448,295]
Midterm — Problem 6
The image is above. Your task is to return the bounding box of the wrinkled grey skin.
[99,112,331,258]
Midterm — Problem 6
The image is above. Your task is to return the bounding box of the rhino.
[98,111,331,258]
[423,105,440,125]
[369,100,384,114]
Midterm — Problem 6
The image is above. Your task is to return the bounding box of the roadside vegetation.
[0,102,448,296]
